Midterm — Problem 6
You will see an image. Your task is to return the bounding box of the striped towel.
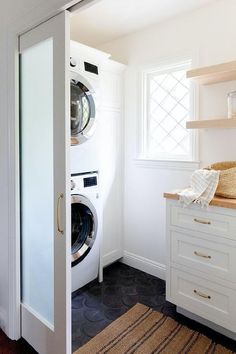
[178,169,220,207]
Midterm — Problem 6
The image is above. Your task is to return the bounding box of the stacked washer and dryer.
[70,41,109,292]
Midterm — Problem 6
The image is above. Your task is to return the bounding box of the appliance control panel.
[71,172,99,194]
[83,176,97,188]
[70,55,100,78]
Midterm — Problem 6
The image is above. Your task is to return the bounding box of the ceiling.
[71,0,217,47]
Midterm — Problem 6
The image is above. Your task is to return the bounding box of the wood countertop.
[164,190,236,210]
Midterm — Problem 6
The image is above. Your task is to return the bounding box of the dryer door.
[70,74,96,145]
[71,195,98,266]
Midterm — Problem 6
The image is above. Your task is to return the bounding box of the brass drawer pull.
[194,289,211,299]
[194,218,211,225]
[57,193,64,235]
[194,251,211,259]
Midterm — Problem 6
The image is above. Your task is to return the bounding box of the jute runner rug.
[74,303,234,354]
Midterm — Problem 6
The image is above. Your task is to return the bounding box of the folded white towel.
[178,169,220,207]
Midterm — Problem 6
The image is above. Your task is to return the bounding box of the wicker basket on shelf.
[207,161,236,199]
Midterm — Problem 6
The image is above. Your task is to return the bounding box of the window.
[142,60,195,161]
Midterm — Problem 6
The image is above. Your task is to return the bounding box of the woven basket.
[207,161,236,199]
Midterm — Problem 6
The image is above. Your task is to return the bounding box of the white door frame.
[5,0,98,340]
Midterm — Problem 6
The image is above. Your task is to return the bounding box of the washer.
[70,41,109,174]
[71,171,102,291]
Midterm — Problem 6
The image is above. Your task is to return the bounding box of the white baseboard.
[121,251,166,280]
[103,249,123,267]
[0,306,7,334]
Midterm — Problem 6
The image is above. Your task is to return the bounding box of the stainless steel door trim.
[70,71,97,145]
[71,194,98,265]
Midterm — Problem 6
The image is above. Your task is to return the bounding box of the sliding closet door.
[20,11,71,354]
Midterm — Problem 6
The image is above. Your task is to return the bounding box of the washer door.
[70,73,96,145]
[71,194,98,267]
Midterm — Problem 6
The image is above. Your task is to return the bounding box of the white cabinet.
[166,199,236,336]
[170,268,236,332]
[170,230,236,282]
[100,59,126,267]
[170,204,236,239]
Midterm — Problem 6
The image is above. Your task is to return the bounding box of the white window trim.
[136,56,199,167]
[134,158,200,171]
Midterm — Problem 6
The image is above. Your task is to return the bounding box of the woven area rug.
[74,303,234,354]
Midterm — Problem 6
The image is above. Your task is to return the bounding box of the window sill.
[134,158,200,171]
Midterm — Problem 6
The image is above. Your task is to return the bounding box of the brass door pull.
[57,193,64,235]
[194,289,211,299]
[194,251,211,259]
[194,218,211,225]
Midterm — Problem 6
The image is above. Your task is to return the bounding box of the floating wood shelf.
[186,118,236,129]
[186,60,236,85]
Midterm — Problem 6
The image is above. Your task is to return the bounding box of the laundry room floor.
[72,262,236,353]
[2,262,236,353]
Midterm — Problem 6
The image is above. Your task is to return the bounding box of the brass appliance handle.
[194,251,211,259]
[194,289,211,299]
[57,193,64,235]
[194,218,211,225]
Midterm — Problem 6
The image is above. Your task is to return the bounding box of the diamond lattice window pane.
[146,64,192,159]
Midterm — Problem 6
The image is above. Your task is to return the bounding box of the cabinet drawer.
[169,268,236,332]
[170,205,236,239]
[170,231,236,282]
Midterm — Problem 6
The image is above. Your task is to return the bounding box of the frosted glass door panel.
[21,38,54,326]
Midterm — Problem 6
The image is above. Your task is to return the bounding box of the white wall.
[99,0,236,279]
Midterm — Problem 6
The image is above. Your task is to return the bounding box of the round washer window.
[71,195,97,267]
[71,80,95,137]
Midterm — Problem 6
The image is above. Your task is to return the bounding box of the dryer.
[71,171,102,291]
[70,72,96,146]
[70,41,110,174]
